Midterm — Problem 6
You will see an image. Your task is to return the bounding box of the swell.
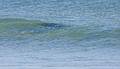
[0,18,120,41]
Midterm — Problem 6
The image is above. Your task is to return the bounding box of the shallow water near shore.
[0,0,120,69]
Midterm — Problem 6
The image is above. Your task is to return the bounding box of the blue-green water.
[0,0,120,69]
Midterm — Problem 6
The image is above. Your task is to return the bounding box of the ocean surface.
[0,0,120,69]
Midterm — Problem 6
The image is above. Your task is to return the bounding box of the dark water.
[0,0,120,69]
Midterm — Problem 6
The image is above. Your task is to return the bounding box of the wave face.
[0,18,119,41]
[0,0,120,69]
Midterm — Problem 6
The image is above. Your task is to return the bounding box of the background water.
[0,0,120,69]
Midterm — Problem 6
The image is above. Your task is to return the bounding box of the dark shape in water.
[41,23,66,29]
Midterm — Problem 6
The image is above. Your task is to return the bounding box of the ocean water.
[0,0,120,69]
